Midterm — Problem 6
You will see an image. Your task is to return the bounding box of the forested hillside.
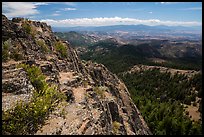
[80,41,202,74]
[120,69,202,135]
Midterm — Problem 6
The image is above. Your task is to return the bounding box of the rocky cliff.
[2,14,152,135]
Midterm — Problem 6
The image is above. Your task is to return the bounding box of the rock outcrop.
[2,14,152,135]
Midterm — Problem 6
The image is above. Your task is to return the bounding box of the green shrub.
[22,22,32,34]
[18,64,50,95]
[93,86,106,99]
[2,64,65,135]
[36,40,50,53]
[22,21,36,37]
[112,121,121,134]
[54,41,68,59]
[3,93,51,134]
[2,40,11,62]
[3,40,24,61]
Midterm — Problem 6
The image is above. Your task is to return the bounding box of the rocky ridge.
[124,64,201,78]
[2,14,151,135]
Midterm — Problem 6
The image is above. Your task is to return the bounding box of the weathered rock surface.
[2,61,34,111]
[2,14,152,135]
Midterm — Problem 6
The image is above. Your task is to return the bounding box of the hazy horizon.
[2,2,202,27]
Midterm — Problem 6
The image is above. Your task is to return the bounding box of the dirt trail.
[186,105,200,122]
[72,87,86,103]
[36,102,90,135]
[59,72,74,84]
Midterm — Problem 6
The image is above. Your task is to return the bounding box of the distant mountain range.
[52,24,201,33]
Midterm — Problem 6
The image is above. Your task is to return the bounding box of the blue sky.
[2,2,202,27]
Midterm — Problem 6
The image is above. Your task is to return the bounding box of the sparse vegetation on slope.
[2,64,65,135]
[112,121,121,134]
[93,86,106,99]
[22,20,36,38]
[2,40,10,62]
[36,39,50,53]
[55,41,68,59]
[2,39,24,62]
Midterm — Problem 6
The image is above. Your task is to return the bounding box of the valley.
[55,27,202,135]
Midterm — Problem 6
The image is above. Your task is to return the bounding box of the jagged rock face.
[2,14,151,135]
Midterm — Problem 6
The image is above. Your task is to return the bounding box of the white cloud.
[64,2,76,6]
[33,2,49,6]
[160,2,169,4]
[148,11,153,14]
[33,2,76,6]
[160,2,180,4]
[2,2,74,18]
[39,17,201,27]
[52,13,60,16]
[2,2,39,18]
[180,7,202,10]
[156,2,183,5]
[63,8,77,11]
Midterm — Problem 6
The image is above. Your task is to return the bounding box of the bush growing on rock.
[22,22,32,34]
[112,121,121,134]
[2,40,11,62]
[93,86,106,99]
[18,64,47,94]
[22,21,37,38]
[36,39,50,53]
[54,41,68,59]
[2,64,65,135]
